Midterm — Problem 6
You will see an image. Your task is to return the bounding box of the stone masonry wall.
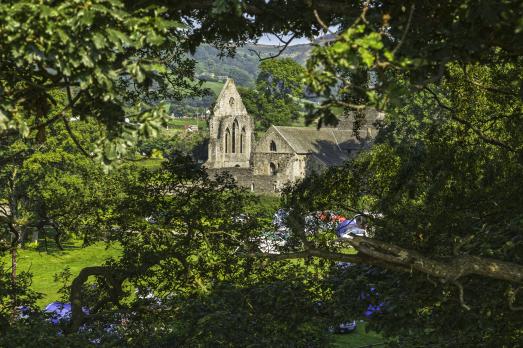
[206,167,284,194]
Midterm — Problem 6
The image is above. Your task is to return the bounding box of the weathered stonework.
[206,79,255,168]
[204,79,378,193]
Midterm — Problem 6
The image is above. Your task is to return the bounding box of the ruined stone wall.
[252,126,297,178]
[208,112,254,168]
[206,79,254,169]
[206,167,281,194]
[254,127,295,155]
[204,79,365,194]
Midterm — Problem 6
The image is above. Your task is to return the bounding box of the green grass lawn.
[4,240,121,307]
[332,322,384,347]
[134,157,164,170]
[4,239,383,346]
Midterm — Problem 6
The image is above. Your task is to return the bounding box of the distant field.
[167,117,208,129]
[202,80,225,95]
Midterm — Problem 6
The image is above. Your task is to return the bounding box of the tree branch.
[452,280,471,310]
[249,33,296,61]
[29,91,82,131]
[68,266,123,333]
[462,65,519,97]
[62,117,94,159]
[313,9,332,33]
[249,235,523,284]
[508,286,523,311]
[342,235,523,283]
[391,4,415,56]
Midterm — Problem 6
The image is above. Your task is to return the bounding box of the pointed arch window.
[225,128,230,153]
[270,140,277,152]
[232,120,238,153]
[240,127,246,154]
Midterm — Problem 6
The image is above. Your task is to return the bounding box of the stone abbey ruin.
[205,79,381,193]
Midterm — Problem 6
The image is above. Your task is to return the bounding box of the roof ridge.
[275,126,331,131]
[215,78,233,105]
[273,126,300,153]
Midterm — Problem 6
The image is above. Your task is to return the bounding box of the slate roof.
[273,126,364,166]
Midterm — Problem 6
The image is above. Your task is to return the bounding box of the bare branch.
[391,4,415,56]
[313,9,332,33]
[250,33,296,61]
[246,248,362,263]
[62,117,94,159]
[64,85,95,159]
[29,91,82,131]
[255,234,523,284]
[68,266,123,333]
[463,65,519,97]
[452,280,471,310]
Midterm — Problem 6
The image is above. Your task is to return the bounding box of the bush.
[168,281,332,347]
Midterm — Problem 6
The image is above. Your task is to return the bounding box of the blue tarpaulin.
[44,302,89,325]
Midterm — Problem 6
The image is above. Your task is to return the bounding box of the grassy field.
[4,238,382,346]
[134,157,164,169]
[166,117,208,130]
[332,323,384,347]
[4,240,122,307]
[202,80,225,95]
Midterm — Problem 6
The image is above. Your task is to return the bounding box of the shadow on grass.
[25,238,83,255]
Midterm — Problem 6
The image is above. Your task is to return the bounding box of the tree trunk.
[11,245,17,321]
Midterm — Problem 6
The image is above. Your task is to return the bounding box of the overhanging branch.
[249,33,296,61]
[341,235,523,283]
[249,235,523,284]
[68,266,123,333]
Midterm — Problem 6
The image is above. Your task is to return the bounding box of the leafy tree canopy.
[240,58,306,129]
[0,0,200,164]
[276,60,523,346]
[1,0,523,346]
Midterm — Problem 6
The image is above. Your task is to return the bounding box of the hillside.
[194,43,311,87]
[171,43,312,117]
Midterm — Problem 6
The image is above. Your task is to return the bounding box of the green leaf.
[358,47,375,67]
[92,33,106,49]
